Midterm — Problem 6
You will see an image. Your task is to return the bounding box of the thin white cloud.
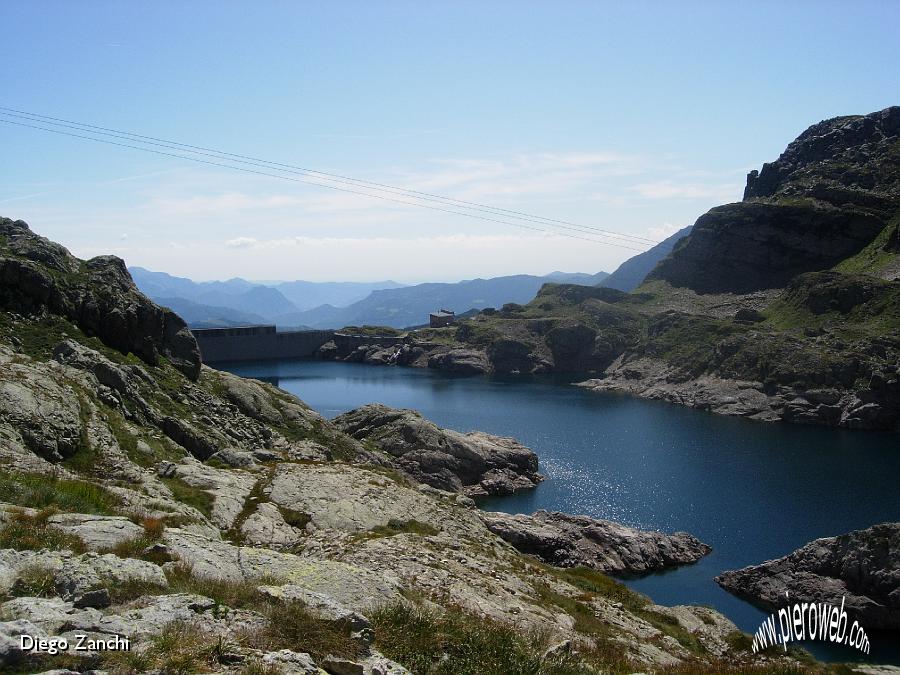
[628,180,741,201]
[644,222,687,241]
[224,236,259,248]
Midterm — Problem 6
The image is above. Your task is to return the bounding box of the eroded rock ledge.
[480,510,711,575]
[716,522,900,630]
[332,403,543,497]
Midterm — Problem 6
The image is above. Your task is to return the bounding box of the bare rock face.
[649,107,900,294]
[332,403,543,496]
[480,510,711,575]
[0,218,200,379]
[426,348,490,374]
[716,522,900,630]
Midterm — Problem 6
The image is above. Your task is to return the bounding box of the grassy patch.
[0,471,120,514]
[249,600,366,660]
[101,620,239,674]
[644,313,744,376]
[107,517,172,564]
[834,217,899,276]
[60,391,103,475]
[105,410,184,468]
[764,271,900,340]
[240,660,285,675]
[161,477,214,518]
[10,564,58,598]
[0,508,86,552]
[536,565,706,657]
[164,563,276,610]
[371,601,630,675]
[356,518,439,541]
[338,325,404,337]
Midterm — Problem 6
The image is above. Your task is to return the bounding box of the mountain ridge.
[0,216,777,673]
[312,107,900,431]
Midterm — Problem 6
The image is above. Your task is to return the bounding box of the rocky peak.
[744,106,900,213]
[648,106,900,294]
[0,217,201,379]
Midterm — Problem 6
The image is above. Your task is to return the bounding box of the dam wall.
[191,325,404,363]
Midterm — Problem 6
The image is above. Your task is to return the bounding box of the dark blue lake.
[219,358,900,663]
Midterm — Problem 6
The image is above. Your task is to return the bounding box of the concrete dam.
[191,325,404,363]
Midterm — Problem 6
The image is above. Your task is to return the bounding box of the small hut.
[429,309,456,328]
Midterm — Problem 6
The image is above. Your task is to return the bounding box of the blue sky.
[2,1,898,281]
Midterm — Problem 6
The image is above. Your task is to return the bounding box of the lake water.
[219,358,900,663]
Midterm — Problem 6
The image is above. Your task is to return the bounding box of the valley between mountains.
[1,105,899,675]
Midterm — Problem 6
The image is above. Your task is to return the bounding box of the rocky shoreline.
[1,217,805,672]
[575,355,900,430]
[716,523,900,631]
[480,510,711,575]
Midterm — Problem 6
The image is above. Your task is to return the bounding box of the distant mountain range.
[129,267,611,329]
[280,271,610,329]
[129,267,404,328]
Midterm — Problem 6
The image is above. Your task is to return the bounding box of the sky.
[1,1,899,283]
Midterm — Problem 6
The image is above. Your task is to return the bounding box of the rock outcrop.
[480,510,711,575]
[649,107,900,294]
[716,522,900,630]
[332,404,543,496]
[0,218,200,379]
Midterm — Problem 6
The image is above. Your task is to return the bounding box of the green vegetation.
[251,600,367,660]
[107,517,171,564]
[161,476,214,518]
[834,217,899,276]
[372,601,628,675]
[0,471,120,514]
[339,325,404,336]
[164,563,277,609]
[356,518,439,541]
[0,508,86,552]
[9,564,58,598]
[101,620,240,675]
[302,417,360,461]
[455,320,504,345]
[59,390,103,475]
[764,271,900,341]
[105,409,183,468]
[644,313,743,375]
[226,473,272,544]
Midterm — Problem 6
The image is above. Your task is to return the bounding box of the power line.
[1,116,649,251]
[0,105,659,246]
[0,109,655,251]
[0,110,652,247]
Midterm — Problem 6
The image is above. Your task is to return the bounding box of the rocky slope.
[716,523,900,631]
[313,108,900,432]
[0,218,812,672]
[0,218,200,379]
